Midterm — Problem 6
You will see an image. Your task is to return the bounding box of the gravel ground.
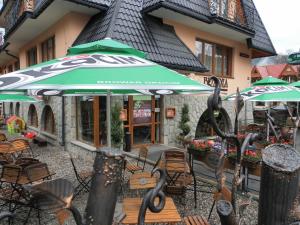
[0,139,262,225]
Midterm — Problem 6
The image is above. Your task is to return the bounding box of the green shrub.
[111,104,124,148]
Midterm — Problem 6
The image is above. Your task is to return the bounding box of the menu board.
[133,100,151,124]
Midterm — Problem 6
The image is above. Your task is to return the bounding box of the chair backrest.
[10,139,30,153]
[0,143,13,154]
[1,164,22,183]
[15,157,40,167]
[0,133,7,142]
[164,150,187,171]
[0,153,14,165]
[25,163,51,183]
[164,149,188,187]
[137,146,148,168]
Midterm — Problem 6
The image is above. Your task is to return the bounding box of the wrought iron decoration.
[138,168,167,225]
[207,76,259,214]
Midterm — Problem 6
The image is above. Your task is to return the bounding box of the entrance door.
[124,96,162,146]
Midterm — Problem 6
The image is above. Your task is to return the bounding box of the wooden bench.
[184,216,210,225]
[33,137,47,147]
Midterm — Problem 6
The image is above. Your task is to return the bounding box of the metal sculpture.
[207,77,259,224]
[138,168,166,225]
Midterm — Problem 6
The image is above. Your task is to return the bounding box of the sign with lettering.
[203,76,228,91]
[0,54,153,90]
[227,86,294,101]
[288,52,300,65]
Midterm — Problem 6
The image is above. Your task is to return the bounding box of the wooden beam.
[93,96,100,148]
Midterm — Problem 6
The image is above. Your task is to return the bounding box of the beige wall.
[19,12,91,69]
[164,19,252,94]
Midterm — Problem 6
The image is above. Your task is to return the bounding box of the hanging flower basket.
[227,150,261,169]
[188,139,211,160]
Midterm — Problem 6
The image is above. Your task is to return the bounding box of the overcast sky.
[0,1,298,54]
[253,0,300,54]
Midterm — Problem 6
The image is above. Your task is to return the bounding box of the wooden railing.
[3,0,41,34]
[209,0,254,31]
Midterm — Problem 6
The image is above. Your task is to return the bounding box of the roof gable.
[252,64,299,79]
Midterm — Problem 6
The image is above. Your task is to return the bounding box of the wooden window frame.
[26,47,37,66]
[196,38,233,78]
[75,96,106,148]
[41,36,55,62]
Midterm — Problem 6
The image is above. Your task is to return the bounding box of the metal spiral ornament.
[207,76,259,213]
[138,168,166,225]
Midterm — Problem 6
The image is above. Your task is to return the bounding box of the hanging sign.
[203,76,228,91]
[0,54,153,90]
[288,52,300,65]
[227,86,293,101]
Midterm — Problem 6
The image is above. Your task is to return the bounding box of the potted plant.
[111,104,124,149]
[177,104,191,147]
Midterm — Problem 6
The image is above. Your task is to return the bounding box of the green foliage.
[111,104,124,148]
[179,104,191,136]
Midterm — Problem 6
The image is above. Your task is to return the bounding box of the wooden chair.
[10,139,34,158]
[0,143,15,164]
[25,163,52,183]
[126,146,148,174]
[0,133,7,142]
[163,150,192,194]
[15,157,40,169]
[0,165,22,210]
[184,215,210,225]
[162,150,196,209]
[68,153,93,198]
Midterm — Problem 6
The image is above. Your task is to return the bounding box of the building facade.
[0,0,276,155]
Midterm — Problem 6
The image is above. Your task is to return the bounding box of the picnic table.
[129,172,156,190]
[121,197,181,224]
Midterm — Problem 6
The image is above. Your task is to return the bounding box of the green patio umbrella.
[0,91,38,102]
[0,38,212,147]
[289,81,300,88]
[252,76,289,86]
[0,39,211,92]
[225,86,300,102]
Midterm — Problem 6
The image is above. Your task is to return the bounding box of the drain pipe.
[60,96,65,148]
[5,50,19,60]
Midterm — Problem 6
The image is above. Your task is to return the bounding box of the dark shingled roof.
[243,0,276,55]
[142,0,211,23]
[74,0,208,72]
[142,0,276,56]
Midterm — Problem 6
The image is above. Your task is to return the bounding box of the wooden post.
[216,200,238,225]
[85,148,124,225]
[258,144,300,225]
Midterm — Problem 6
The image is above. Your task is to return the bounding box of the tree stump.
[85,148,124,225]
[216,200,238,225]
[258,144,300,225]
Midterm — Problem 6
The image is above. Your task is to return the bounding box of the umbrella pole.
[267,103,270,141]
[107,90,111,147]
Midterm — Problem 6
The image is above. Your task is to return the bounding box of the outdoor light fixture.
[156,90,173,95]
[213,110,220,117]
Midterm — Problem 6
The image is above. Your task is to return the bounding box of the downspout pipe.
[60,96,65,148]
[5,50,19,60]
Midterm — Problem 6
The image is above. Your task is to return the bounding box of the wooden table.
[121,197,182,224]
[129,172,156,190]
